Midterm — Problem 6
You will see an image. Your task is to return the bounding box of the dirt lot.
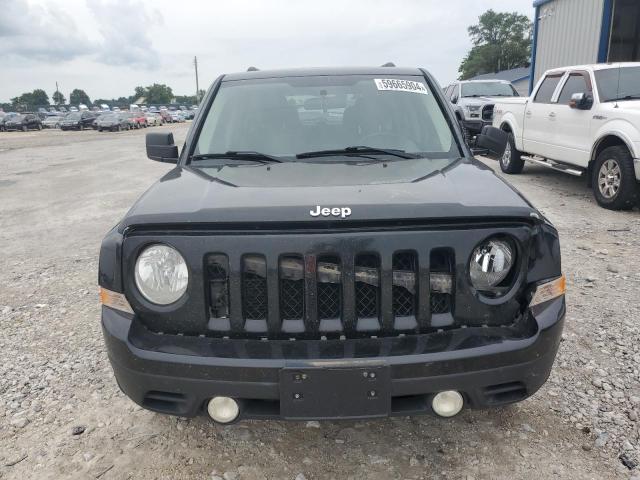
[1,125,639,479]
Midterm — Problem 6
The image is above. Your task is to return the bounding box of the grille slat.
[243,273,268,319]
[341,252,357,335]
[429,248,455,328]
[242,255,268,326]
[317,255,341,334]
[228,254,244,334]
[266,256,281,335]
[380,254,394,334]
[280,279,304,319]
[303,255,319,335]
[355,254,381,332]
[206,249,456,339]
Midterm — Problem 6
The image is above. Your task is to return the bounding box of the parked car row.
[0,112,43,131]
[0,109,186,132]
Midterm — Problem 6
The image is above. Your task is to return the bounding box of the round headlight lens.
[135,244,188,305]
[469,239,514,291]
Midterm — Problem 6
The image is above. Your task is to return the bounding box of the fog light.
[432,390,464,417]
[207,397,239,423]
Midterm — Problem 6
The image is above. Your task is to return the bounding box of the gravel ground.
[1,125,639,479]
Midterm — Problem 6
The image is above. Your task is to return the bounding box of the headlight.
[469,238,514,292]
[466,105,481,112]
[135,244,188,304]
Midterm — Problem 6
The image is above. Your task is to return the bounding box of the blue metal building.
[530,0,640,92]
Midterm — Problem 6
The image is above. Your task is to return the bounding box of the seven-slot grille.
[206,249,454,339]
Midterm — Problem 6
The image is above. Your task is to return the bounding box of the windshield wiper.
[190,151,286,164]
[296,146,417,160]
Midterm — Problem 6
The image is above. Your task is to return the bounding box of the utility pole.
[55,81,60,105]
[194,56,200,104]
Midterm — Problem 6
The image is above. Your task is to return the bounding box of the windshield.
[595,67,640,102]
[101,114,118,120]
[66,113,81,120]
[461,82,518,97]
[194,75,459,164]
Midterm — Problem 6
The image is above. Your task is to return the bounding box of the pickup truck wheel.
[593,146,638,210]
[500,133,524,174]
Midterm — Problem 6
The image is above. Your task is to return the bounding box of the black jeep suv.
[99,67,565,423]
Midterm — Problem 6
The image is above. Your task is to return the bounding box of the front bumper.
[102,296,565,421]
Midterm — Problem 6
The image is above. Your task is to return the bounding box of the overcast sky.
[1,0,534,103]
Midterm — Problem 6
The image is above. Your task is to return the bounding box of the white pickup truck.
[487,63,640,210]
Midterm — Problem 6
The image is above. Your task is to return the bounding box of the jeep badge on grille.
[310,205,352,218]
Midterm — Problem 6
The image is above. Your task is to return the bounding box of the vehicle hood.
[460,96,519,105]
[120,158,537,228]
[604,100,640,112]
[491,97,528,105]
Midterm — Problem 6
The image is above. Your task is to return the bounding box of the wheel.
[592,146,639,210]
[80,124,84,131]
[55,123,60,129]
[22,125,27,132]
[499,133,525,174]
[37,123,42,130]
[98,128,103,132]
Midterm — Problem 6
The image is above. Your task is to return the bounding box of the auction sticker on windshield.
[374,79,429,95]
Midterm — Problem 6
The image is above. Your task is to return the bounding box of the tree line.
[458,9,533,80]
[3,84,205,111]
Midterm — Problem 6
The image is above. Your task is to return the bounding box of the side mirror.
[569,92,593,110]
[146,132,179,163]
[475,126,508,157]
[451,95,458,104]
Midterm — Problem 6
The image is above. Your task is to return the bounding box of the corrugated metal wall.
[533,0,604,84]
[513,79,530,96]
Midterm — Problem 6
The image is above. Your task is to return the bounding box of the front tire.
[499,133,525,174]
[592,146,639,210]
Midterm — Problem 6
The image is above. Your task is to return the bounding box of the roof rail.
[247,66,259,71]
[381,62,396,67]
